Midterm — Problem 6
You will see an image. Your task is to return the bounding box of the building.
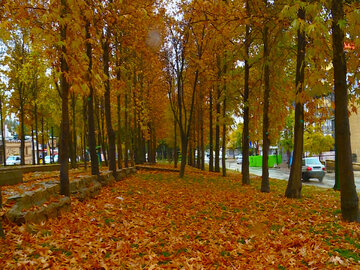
[2,140,33,165]
[350,110,360,162]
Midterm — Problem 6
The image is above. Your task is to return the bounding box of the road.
[224,159,360,191]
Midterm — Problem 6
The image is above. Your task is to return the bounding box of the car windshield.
[306,158,321,165]
[7,156,16,160]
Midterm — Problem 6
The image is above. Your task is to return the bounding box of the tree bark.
[209,88,214,172]
[332,0,359,222]
[35,104,39,165]
[200,88,205,170]
[188,133,193,166]
[180,137,188,178]
[215,81,220,173]
[124,87,129,168]
[20,87,25,165]
[103,30,116,176]
[261,13,270,193]
[196,97,201,169]
[222,91,226,177]
[71,92,77,168]
[41,117,45,165]
[31,126,35,165]
[0,96,6,165]
[100,98,108,166]
[82,97,87,170]
[59,0,70,196]
[174,119,177,168]
[86,19,99,176]
[242,4,250,185]
[51,126,54,164]
[286,6,305,199]
[117,95,123,169]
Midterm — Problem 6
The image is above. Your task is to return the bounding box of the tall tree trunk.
[151,124,156,163]
[41,117,45,165]
[103,31,116,176]
[82,97,87,170]
[188,133,193,166]
[100,98,108,166]
[180,136,188,178]
[31,126,35,165]
[242,3,250,184]
[215,82,220,172]
[71,93,77,168]
[197,125,200,169]
[129,85,135,167]
[174,119,177,168]
[59,0,70,196]
[261,13,270,193]
[0,97,6,165]
[86,20,99,176]
[130,120,135,167]
[200,87,204,170]
[332,0,359,222]
[147,123,156,164]
[196,101,201,169]
[141,134,146,163]
[209,88,214,172]
[51,126,54,163]
[20,95,25,165]
[35,104,39,165]
[133,73,139,164]
[192,118,196,167]
[222,94,226,177]
[124,88,129,168]
[286,6,305,199]
[117,95,123,169]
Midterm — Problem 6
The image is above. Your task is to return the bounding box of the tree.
[280,111,294,168]
[0,88,6,166]
[286,4,306,199]
[84,4,100,177]
[227,123,243,153]
[242,0,251,185]
[5,31,31,165]
[331,0,359,222]
[103,25,116,177]
[261,0,271,193]
[303,128,334,157]
[58,0,72,196]
[165,5,205,178]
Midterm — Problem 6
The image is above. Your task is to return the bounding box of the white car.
[6,156,21,165]
[44,154,58,164]
[302,157,325,182]
[236,155,243,164]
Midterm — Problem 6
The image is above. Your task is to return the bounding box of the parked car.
[44,154,59,164]
[236,154,243,164]
[6,155,21,165]
[302,157,325,182]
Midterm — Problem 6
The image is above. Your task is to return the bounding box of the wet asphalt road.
[224,159,360,191]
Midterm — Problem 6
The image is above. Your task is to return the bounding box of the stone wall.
[3,167,137,225]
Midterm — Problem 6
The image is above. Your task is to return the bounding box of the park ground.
[1,166,360,269]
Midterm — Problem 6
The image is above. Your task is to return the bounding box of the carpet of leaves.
[1,169,360,269]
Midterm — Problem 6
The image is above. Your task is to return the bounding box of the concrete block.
[0,171,23,186]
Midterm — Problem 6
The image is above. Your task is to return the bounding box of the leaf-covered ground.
[1,168,360,269]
